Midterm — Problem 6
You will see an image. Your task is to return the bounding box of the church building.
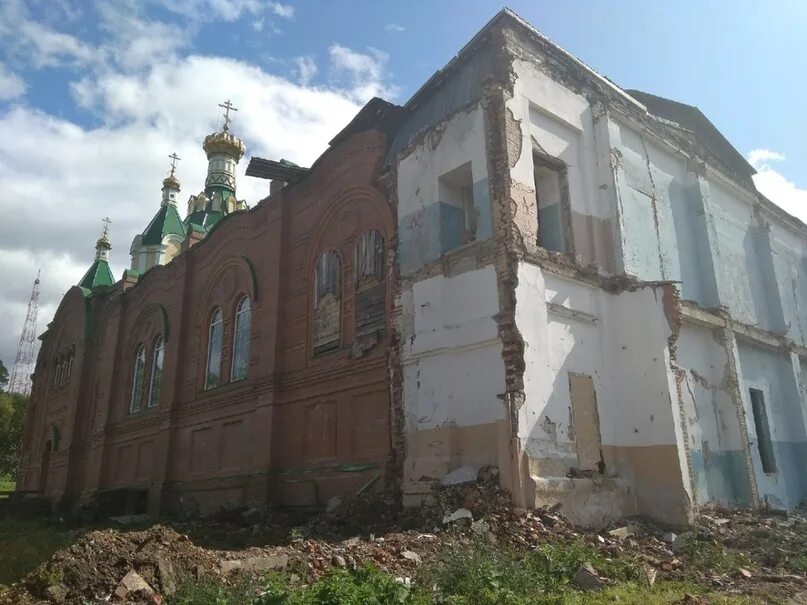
[19,10,807,526]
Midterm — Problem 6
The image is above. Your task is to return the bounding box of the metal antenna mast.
[8,271,41,396]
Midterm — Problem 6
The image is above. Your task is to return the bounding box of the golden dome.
[162,174,180,190]
[202,130,245,160]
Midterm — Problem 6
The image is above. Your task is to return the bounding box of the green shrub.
[256,565,419,605]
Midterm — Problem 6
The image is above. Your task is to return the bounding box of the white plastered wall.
[507,60,613,269]
[399,265,507,486]
[514,262,691,523]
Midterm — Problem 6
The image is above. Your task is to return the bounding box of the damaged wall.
[399,265,508,496]
[397,105,493,274]
[508,62,613,270]
[676,324,751,507]
[736,343,807,508]
[514,264,690,524]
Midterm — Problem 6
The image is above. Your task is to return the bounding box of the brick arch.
[303,186,393,280]
[195,254,259,326]
[126,302,170,359]
[303,186,393,360]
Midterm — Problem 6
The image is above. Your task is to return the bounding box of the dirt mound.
[3,525,221,604]
[2,480,807,604]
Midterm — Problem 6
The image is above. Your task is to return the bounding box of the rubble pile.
[2,474,807,604]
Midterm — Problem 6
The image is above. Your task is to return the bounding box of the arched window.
[354,230,386,338]
[313,251,341,355]
[231,297,251,382]
[53,357,62,389]
[148,336,164,407]
[205,308,224,389]
[130,345,146,413]
[64,348,74,386]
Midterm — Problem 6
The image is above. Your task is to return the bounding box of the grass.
[0,518,78,587]
[677,535,754,574]
[169,540,767,605]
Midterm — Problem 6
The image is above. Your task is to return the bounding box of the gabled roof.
[184,210,224,231]
[78,259,115,289]
[141,204,186,246]
[625,90,755,180]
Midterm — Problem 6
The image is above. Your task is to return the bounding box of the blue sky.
[0,0,805,366]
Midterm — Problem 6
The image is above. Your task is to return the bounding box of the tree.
[0,359,8,391]
[0,391,28,478]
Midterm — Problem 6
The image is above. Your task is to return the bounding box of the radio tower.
[8,271,41,396]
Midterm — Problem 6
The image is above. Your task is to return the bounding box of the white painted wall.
[401,266,506,432]
[514,263,682,461]
[397,105,489,221]
[507,61,612,268]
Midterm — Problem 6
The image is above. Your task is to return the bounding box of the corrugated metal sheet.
[384,45,493,166]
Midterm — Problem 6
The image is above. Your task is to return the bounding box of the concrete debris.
[242,554,289,573]
[156,557,177,596]
[608,525,637,539]
[440,465,478,486]
[44,584,68,604]
[572,562,606,590]
[113,570,155,601]
[401,550,422,564]
[4,481,807,604]
[442,508,473,525]
[219,559,242,574]
[643,565,658,587]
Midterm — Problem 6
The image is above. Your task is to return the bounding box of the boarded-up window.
[313,251,341,354]
[749,388,777,474]
[569,373,602,472]
[355,230,386,338]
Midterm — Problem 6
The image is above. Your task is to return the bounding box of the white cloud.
[747,149,807,224]
[269,2,294,18]
[385,23,405,32]
[747,149,786,168]
[0,47,390,366]
[294,56,317,86]
[252,17,265,32]
[746,149,807,223]
[0,63,26,100]
[329,45,397,102]
[97,2,190,70]
[0,0,100,68]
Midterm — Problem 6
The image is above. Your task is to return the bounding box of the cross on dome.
[218,100,238,131]
[101,216,111,237]
[168,152,181,176]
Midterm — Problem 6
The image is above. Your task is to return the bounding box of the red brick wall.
[21,129,395,514]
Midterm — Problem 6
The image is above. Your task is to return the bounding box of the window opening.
[749,388,777,474]
[130,345,146,413]
[313,251,341,354]
[205,308,224,389]
[148,336,164,407]
[355,230,386,338]
[231,297,251,381]
[534,156,568,253]
[438,162,477,250]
